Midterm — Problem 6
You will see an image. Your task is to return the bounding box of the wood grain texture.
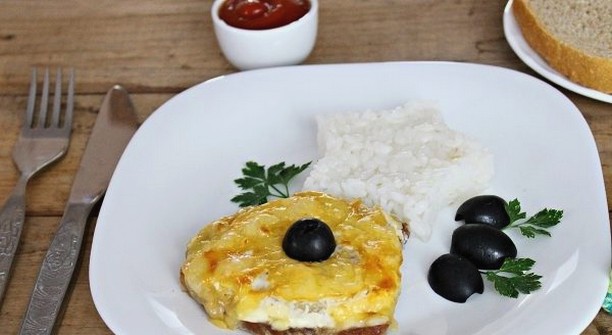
[0,0,610,334]
[0,0,525,94]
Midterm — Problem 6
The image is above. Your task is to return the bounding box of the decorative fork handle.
[0,176,28,305]
[19,201,94,335]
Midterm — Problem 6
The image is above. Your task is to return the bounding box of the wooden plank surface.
[0,0,610,334]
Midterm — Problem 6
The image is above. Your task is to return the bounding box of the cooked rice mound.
[303,102,494,240]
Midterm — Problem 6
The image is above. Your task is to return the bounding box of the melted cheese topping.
[181,191,405,331]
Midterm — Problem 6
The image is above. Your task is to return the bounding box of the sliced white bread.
[512,0,612,93]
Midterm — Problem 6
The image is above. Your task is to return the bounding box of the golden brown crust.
[241,322,389,335]
[182,192,404,331]
[401,222,410,241]
[512,0,612,93]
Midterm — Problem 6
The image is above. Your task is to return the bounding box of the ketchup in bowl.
[219,0,311,30]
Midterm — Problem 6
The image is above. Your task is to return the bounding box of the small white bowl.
[211,0,318,71]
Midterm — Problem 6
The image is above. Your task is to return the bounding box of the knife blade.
[19,85,139,335]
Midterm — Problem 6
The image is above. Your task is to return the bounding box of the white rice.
[303,102,494,241]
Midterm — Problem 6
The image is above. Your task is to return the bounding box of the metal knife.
[19,85,139,335]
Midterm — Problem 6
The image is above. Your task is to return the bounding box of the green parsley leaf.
[518,226,551,238]
[243,161,266,179]
[504,199,563,238]
[496,257,535,274]
[505,198,526,224]
[484,258,542,298]
[231,161,311,207]
[524,208,564,228]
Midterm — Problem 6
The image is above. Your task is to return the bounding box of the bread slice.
[180,192,407,335]
[511,0,612,93]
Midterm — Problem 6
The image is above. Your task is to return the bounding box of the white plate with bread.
[89,62,611,335]
[503,0,612,103]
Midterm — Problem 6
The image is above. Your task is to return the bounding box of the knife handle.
[19,202,94,335]
[0,176,28,305]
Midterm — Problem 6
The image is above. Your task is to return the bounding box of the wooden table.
[0,0,609,334]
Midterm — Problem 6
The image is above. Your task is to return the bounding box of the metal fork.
[0,68,74,305]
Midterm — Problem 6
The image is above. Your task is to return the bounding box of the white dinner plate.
[89,62,610,335]
[503,0,612,104]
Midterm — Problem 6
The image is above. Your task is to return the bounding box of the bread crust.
[512,0,612,93]
[241,322,389,335]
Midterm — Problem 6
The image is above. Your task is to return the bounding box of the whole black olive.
[282,218,336,262]
[455,195,510,229]
[450,224,517,270]
[428,253,484,303]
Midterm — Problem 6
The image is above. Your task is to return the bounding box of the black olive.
[428,253,484,303]
[282,218,336,262]
[450,224,517,270]
[455,195,510,229]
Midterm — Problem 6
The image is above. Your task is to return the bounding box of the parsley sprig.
[483,258,542,298]
[231,161,311,207]
[504,199,564,238]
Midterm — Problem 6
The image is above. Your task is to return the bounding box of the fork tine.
[63,68,75,130]
[50,69,62,127]
[25,68,37,128]
[37,68,50,128]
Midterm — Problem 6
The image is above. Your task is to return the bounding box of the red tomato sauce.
[219,0,311,30]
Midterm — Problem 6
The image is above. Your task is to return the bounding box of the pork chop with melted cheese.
[180,191,407,334]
